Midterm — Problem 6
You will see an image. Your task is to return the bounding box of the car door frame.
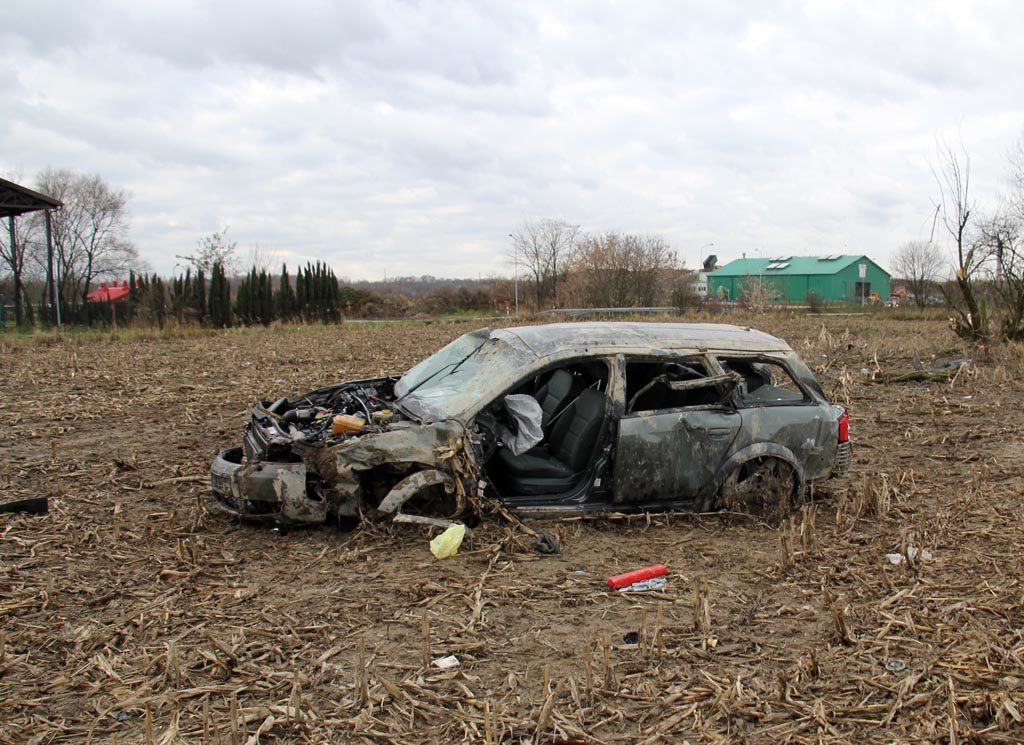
[481,355,619,508]
[611,352,743,506]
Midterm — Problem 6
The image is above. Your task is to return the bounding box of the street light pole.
[698,242,714,271]
[695,242,714,299]
[508,233,519,316]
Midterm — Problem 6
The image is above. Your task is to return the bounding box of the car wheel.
[718,457,798,522]
[401,482,464,519]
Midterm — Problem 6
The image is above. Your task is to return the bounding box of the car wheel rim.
[720,458,796,522]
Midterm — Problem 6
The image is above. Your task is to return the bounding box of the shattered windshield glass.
[395,328,491,398]
[397,334,534,421]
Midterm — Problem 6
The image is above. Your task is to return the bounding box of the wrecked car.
[211,322,851,526]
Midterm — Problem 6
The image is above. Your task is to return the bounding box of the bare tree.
[979,211,1023,339]
[979,132,1024,340]
[0,213,40,325]
[32,169,138,310]
[509,219,580,309]
[569,232,679,307]
[1011,131,1024,200]
[0,170,33,324]
[932,140,989,340]
[30,169,77,306]
[892,240,943,307]
[738,276,780,313]
[177,227,239,276]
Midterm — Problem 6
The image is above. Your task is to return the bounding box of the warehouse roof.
[710,255,887,277]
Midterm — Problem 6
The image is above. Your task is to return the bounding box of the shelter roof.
[0,176,62,218]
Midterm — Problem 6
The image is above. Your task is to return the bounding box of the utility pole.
[698,242,714,271]
[45,209,60,326]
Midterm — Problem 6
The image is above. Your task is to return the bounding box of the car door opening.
[484,361,610,499]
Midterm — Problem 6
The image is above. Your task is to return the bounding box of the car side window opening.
[625,358,725,412]
[719,357,808,405]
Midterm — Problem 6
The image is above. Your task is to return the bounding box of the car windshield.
[396,332,533,421]
[394,328,491,399]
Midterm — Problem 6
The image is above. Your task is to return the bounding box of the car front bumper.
[210,447,327,523]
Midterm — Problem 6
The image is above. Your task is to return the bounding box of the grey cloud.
[2,1,1024,280]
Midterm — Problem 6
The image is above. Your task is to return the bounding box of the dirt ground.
[2,314,1023,743]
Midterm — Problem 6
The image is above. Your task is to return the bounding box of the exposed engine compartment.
[244,377,413,462]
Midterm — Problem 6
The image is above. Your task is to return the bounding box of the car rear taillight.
[837,410,850,443]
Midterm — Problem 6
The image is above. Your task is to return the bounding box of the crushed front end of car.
[211,327,502,527]
[210,376,474,527]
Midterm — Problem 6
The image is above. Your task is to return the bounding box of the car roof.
[492,322,792,358]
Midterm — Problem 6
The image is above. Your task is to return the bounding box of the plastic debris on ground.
[0,497,48,515]
[607,563,668,589]
[884,546,933,565]
[618,577,668,593]
[431,655,460,669]
[885,659,908,673]
[535,533,561,554]
[429,523,466,559]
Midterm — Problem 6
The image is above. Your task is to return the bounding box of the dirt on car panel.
[614,408,737,504]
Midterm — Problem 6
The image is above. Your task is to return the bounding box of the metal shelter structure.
[0,177,63,325]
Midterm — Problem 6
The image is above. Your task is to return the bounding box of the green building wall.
[708,257,890,304]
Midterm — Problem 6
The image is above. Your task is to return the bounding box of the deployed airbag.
[498,394,544,455]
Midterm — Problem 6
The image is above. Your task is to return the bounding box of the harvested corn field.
[2,314,1023,743]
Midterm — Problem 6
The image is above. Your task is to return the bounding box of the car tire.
[718,457,798,522]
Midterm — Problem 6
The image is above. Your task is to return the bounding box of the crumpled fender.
[274,462,327,523]
[378,469,455,514]
[307,420,468,517]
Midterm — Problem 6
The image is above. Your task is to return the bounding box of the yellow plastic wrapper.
[429,523,466,559]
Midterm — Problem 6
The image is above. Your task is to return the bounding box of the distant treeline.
[347,275,498,296]
[138,262,508,328]
[2,225,706,328]
[0,262,514,328]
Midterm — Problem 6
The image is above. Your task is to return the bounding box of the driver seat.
[534,369,581,431]
[494,387,606,495]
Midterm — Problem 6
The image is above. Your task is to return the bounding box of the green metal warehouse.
[707,255,891,304]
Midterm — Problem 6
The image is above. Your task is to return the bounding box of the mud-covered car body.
[211,323,851,525]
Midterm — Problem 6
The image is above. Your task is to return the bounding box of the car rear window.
[718,357,808,406]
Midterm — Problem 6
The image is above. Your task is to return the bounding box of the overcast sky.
[3,1,1023,280]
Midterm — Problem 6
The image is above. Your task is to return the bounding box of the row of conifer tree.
[125,261,343,327]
